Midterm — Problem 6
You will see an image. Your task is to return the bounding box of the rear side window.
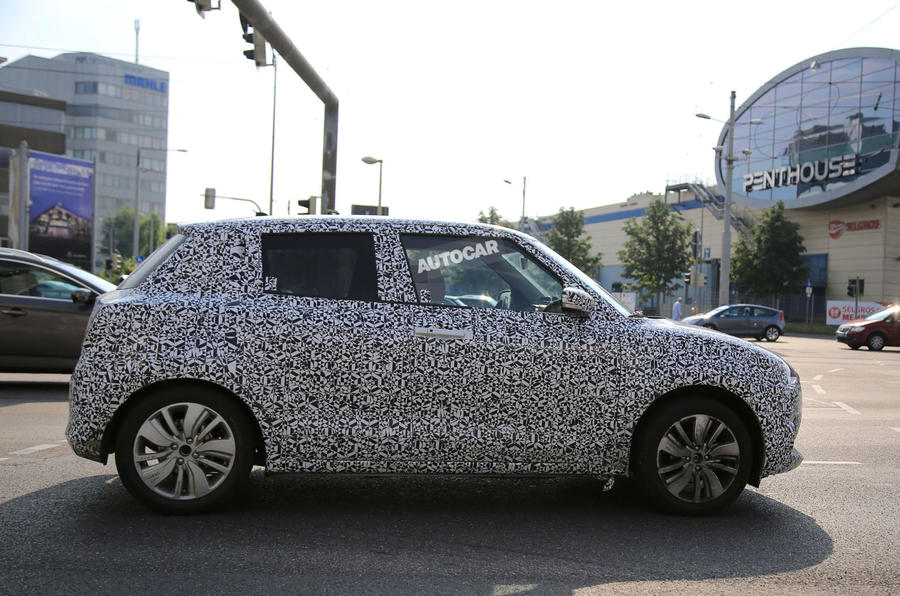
[118,234,185,290]
[261,233,377,301]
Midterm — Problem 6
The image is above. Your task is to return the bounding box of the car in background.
[681,303,785,342]
[0,248,116,373]
[835,305,900,351]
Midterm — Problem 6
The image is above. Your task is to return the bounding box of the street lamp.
[503,176,526,223]
[133,147,187,258]
[361,156,383,215]
[696,95,762,306]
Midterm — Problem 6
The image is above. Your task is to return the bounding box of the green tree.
[617,199,693,309]
[732,200,808,306]
[545,207,603,277]
[477,206,514,228]
[99,207,168,260]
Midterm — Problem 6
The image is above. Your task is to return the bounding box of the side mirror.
[71,289,95,305]
[561,286,594,317]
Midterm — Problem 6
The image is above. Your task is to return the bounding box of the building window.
[75,81,98,94]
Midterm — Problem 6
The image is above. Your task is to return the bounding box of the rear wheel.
[764,326,781,342]
[867,333,886,351]
[633,396,752,515]
[114,387,254,513]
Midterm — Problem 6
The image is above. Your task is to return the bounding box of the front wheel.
[114,387,254,513]
[764,326,781,342]
[633,396,752,515]
[867,333,886,351]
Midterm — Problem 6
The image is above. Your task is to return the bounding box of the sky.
[1,1,899,224]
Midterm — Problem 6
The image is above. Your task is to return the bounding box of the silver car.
[67,217,802,515]
[681,304,785,342]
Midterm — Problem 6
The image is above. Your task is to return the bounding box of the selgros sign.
[826,300,890,325]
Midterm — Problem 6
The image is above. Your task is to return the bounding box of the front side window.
[261,233,377,301]
[0,261,83,299]
[400,235,561,312]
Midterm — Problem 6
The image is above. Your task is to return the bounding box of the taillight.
[780,311,784,322]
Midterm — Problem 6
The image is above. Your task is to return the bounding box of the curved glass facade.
[718,49,900,207]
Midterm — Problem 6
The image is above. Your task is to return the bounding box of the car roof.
[178,216,522,237]
[0,247,60,266]
[0,247,115,292]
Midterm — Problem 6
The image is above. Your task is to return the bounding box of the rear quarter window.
[261,232,377,301]
[118,234,185,290]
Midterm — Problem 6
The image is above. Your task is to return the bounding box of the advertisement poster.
[27,152,94,270]
[826,300,891,325]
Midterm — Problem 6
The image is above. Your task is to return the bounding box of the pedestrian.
[672,297,683,321]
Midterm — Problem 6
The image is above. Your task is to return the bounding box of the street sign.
[805,286,812,297]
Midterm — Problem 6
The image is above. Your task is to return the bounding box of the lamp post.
[361,156,383,215]
[696,93,761,306]
[503,176,527,223]
[133,147,187,258]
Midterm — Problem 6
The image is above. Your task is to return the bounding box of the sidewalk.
[0,373,71,384]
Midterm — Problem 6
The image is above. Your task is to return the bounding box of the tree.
[477,206,514,228]
[617,199,693,310]
[99,207,168,261]
[545,207,603,277]
[732,200,808,306]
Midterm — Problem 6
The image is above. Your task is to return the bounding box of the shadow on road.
[0,472,832,593]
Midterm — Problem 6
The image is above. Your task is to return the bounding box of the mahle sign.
[743,154,857,193]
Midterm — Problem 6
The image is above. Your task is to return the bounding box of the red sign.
[828,219,880,239]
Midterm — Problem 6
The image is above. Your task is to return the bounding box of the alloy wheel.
[132,402,237,500]
[655,414,741,504]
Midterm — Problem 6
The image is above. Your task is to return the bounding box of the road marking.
[9,444,60,456]
[813,374,823,381]
[833,401,861,415]
[56,439,67,443]
[802,460,862,465]
[812,384,826,394]
[827,368,843,373]
[890,428,900,433]
[0,458,7,462]
[105,476,119,485]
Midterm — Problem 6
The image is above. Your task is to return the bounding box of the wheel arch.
[629,385,765,487]
[100,379,267,467]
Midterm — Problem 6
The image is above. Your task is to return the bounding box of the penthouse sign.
[743,154,857,192]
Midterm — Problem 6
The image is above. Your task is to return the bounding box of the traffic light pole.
[230,0,339,214]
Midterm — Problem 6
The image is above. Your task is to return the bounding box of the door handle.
[0,307,26,317]
[414,326,472,340]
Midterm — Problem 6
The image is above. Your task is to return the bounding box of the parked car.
[835,305,900,350]
[681,304,785,342]
[0,248,116,373]
[66,217,802,515]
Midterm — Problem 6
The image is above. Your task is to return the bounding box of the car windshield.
[705,305,730,316]
[864,306,899,321]
[535,240,631,316]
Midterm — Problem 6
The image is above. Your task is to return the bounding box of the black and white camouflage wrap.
[67,217,802,481]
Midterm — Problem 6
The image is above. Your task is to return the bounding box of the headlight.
[849,326,865,333]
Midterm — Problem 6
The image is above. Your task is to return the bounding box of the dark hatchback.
[0,248,115,372]
[681,304,785,342]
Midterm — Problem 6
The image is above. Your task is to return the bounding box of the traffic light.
[847,278,864,297]
[112,250,122,270]
[700,272,708,286]
[298,196,318,215]
[684,271,693,286]
[239,12,267,67]
[204,187,216,209]
[690,230,700,259]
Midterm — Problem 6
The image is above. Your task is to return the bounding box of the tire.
[114,386,254,513]
[633,396,753,515]
[867,333,886,351]
[764,326,781,342]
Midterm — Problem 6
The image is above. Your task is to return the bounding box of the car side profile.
[681,304,785,342]
[836,305,900,350]
[67,217,802,515]
[0,248,116,372]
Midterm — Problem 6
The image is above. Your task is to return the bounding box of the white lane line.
[56,439,67,443]
[833,401,861,415]
[802,460,862,465]
[813,374,823,381]
[9,444,60,456]
[803,407,842,410]
[105,476,119,485]
[890,427,900,433]
[812,384,826,394]
[0,458,8,462]
[827,368,843,373]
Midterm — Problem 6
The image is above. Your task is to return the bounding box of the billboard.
[826,300,891,325]
[27,152,94,270]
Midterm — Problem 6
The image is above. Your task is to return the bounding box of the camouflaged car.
[67,217,803,514]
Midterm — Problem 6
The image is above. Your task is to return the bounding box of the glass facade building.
[719,48,900,208]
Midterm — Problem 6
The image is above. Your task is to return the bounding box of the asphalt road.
[0,336,897,595]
